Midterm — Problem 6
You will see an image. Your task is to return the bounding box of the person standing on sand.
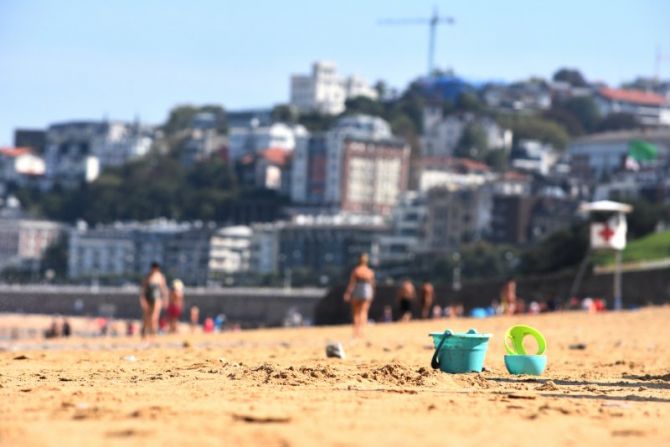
[501,277,518,316]
[343,253,375,337]
[396,279,416,321]
[167,279,184,334]
[140,262,169,337]
[420,281,435,319]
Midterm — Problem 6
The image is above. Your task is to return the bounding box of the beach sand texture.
[1,307,669,447]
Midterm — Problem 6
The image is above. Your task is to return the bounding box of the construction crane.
[379,6,456,77]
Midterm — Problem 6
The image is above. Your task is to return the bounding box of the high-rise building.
[291,115,410,214]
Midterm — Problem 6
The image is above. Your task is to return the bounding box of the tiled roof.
[421,156,491,173]
[0,147,32,158]
[598,87,667,106]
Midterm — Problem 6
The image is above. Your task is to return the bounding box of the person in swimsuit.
[420,281,435,319]
[140,262,169,337]
[396,279,416,321]
[167,279,184,334]
[343,253,375,337]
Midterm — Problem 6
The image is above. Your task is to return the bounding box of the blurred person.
[420,281,435,319]
[432,304,443,319]
[343,253,375,337]
[126,320,136,337]
[396,279,416,321]
[62,318,71,337]
[500,278,518,315]
[167,279,185,334]
[203,317,215,333]
[190,305,200,332]
[382,305,393,323]
[140,262,168,338]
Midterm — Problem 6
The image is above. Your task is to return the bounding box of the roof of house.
[598,87,667,106]
[239,148,292,167]
[0,147,33,158]
[421,156,491,173]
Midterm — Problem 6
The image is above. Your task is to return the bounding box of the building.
[290,61,377,115]
[568,129,670,181]
[0,218,64,271]
[510,140,558,176]
[481,79,552,111]
[290,135,328,204]
[228,122,308,162]
[489,195,534,245]
[291,115,410,213]
[236,148,292,194]
[226,108,274,128]
[419,157,493,191]
[208,226,252,282]
[272,214,386,280]
[425,185,492,251]
[249,222,281,276]
[0,147,46,186]
[43,120,153,189]
[14,129,46,154]
[389,191,427,238]
[596,87,670,127]
[68,220,216,285]
[421,108,512,157]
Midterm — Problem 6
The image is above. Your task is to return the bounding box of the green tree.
[343,96,384,117]
[455,92,483,113]
[552,68,588,87]
[597,113,639,132]
[497,114,570,150]
[519,223,589,275]
[271,104,299,124]
[41,235,68,280]
[563,97,600,133]
[455,123,488,160]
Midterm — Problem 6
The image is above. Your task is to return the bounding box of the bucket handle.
[430,329,452,369]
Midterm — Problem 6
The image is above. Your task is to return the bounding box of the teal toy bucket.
[429,329,492,373]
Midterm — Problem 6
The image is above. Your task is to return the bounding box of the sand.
[1,307,669,447]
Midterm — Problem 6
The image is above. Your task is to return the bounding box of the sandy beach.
[1,307,669,447]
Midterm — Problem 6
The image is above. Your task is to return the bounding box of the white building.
[68,220,214,285]
[421,107,512,157]
[0,218,64,270]
[43,120,153,189]
[596,87,670,127]
[511,140,559,176]
[568,129,670,181]
[228,122,308,162]
[249,222,281,275]
[0,147,45,186]
[290,61,378,115]
[208,226,252,281]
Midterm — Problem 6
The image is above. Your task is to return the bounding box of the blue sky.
[1,0,669,144]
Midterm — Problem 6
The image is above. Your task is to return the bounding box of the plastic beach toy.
[429,329,492,373]
[504,324,546,355]
[504,325,547,376]
[504,354,547,375]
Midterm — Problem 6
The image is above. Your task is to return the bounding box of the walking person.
[420,281,435,319]
[167,279,184,334]
[343,253,375,338]
[396,279,416,321]
[139,262,168,338]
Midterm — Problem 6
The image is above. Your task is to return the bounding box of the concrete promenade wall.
[314,267,670,325]
[0,286,325,328]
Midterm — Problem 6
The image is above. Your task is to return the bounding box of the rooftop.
[0,147,33,158]
[598,87,667,106]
